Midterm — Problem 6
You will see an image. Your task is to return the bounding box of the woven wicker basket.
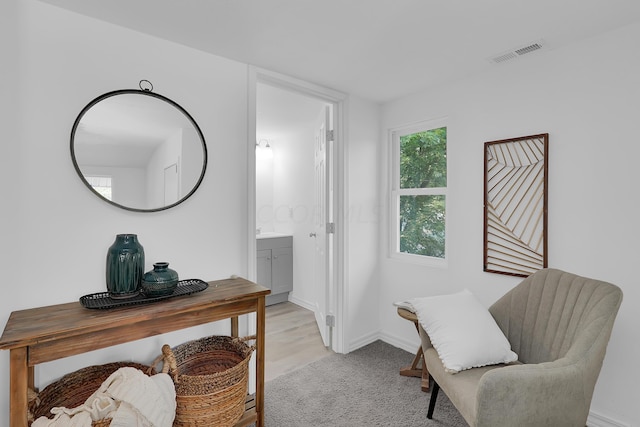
[153,335,255,427]
[28,362,154,426]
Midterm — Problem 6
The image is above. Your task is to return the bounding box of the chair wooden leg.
[427,380,440,419]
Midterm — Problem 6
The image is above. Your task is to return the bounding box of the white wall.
[181,126,203,199]
[147,131,181,207]
[344,97,382,349]
[82,165,146,207]
[0,0,21,287]
[378,22,640,426]
[0,2,249,423]
[255,150,275,233]
[0,0,22,420]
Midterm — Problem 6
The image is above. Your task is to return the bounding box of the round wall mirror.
[71,89,207,212]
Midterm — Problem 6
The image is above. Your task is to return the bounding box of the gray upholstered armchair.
[420,268,623,427]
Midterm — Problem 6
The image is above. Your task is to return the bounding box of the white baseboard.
[287,295,315,312]
[378,331,419,354]
[347,330,380,352]
[587,411,630,427]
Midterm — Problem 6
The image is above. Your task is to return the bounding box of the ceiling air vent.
[490,40,545,64]
[492,52,518,63]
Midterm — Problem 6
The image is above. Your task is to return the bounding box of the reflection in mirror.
[71,90,207,212]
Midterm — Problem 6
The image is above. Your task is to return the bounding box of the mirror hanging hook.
[139,79,154,92]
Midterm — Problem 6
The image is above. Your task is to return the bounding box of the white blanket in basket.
[32,367,176,427]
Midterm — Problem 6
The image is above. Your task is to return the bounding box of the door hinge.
[326,314,335,327]
[326,222,335,234]
[326,129,334,142]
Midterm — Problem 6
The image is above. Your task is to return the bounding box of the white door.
[312,106,333,348]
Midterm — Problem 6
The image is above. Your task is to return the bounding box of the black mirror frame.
[70,89,208,213]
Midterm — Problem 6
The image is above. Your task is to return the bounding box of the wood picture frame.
[484,133,548,277]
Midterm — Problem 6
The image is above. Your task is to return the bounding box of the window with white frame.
[85,175,113,201]
[391,122,447,262]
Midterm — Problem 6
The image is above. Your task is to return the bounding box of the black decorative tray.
[80,279,208,309]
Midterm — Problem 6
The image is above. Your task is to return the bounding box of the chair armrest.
[474,359,590,427]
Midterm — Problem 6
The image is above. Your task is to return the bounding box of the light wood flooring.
[264,302,333,382]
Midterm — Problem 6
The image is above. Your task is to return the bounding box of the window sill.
[389,252,448,268]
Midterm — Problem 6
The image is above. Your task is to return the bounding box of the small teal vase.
[106,234,145,299]
[142,262,179,297]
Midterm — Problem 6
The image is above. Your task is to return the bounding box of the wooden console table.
[0,277,270,427]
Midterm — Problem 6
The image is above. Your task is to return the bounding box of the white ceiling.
[38,0,640,104]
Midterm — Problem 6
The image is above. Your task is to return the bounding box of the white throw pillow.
[408,289,517,373]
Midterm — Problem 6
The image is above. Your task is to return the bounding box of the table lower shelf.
[236,394,257,427]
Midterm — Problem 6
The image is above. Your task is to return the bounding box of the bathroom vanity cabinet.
[256,235,293,306]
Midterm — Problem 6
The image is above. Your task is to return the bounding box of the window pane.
[86,176,112,201]
[399,127,446,189]
[400,195,445,258]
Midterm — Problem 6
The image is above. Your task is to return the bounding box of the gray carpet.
[263,340,468,426]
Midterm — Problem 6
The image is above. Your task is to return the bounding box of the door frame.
[247,66,347,353]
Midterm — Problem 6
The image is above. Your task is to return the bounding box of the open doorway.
[247,67,347,360]
[255,82,333,362]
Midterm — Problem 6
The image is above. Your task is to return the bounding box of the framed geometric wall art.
[484,133,548,277]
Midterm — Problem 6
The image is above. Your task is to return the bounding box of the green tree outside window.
[398,127,447,258]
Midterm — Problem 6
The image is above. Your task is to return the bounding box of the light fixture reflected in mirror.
[256,138,274,160]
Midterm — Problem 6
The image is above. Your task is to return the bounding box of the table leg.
[413,320,429,391]
[10,347,28,427]
[231,316,239,338]
[421,361,430,392]
[255,297,265,427]
[399,345,424,377]
[399,346,429,391]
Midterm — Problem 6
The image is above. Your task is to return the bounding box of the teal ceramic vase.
[142,262,179,297]
[106,234,145,298]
